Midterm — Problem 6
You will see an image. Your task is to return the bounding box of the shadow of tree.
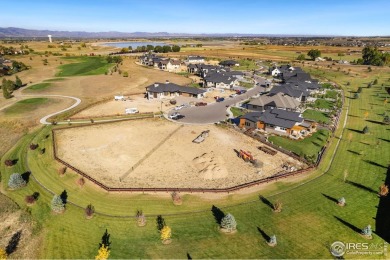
[346,128,362,134]
[345,180,377,194]
[257,227,270,242]
[156,215,166,232]
[6,230,22,255]
[363,160,388,169]
[21,171,31,183]
[186,252,192,260]
[322,193,338,203]
[99,229,111,249]
[376,166,390,243]
[365,119,384,125]
[334,216,361,233]
[259,195,274,209]
[60,190,68,204]
[347,149,360,155]
[211,205,225,225]
[378,138,390,143]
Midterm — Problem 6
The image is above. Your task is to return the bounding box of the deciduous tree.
[307,49,321,60]
[95,245,109,260]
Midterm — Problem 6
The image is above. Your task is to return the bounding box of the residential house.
[139,53,164,67]
[247,92,301,112]
[187,56,205,64]
[269,84,308,102]
[158,59,181,72]
[239,108,316,138]
[203,73,238,89]
[145,81,206,99]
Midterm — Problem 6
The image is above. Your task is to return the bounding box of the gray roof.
[248,92,300,110]
[188,55,204,60]
[204,73,236,84]
[146,82,205,95]
[270,84,307,98]
[219,60,239,66]
[242,108,303,129]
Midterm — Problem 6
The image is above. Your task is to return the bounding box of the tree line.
[116,44,181,54]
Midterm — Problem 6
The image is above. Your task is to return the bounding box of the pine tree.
[51,195,65,213]
[8,173,26,189]
[95,245,110,260]
[361,225,372,238]
[338,197,346,206]
[268,235,277,245]
[362,126,369,134]
[2,84,11,99]
[15,76,22,89]
[220,213,237,232]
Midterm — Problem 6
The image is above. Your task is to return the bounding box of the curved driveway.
[170,85,261,124]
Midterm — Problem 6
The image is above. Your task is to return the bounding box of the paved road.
[168,85,261,124]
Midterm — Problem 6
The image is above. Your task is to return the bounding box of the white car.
[169,112,181,119]
[229,94,238,98]
[174,105,185,110]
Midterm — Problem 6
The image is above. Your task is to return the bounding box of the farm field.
[55,119,303,188]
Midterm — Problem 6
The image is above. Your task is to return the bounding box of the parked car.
[216,97,225,102]
[229,94,238,98]
[174,104,185,110]
[195,102,207,106]
[169,112,181,119]
[170,99,177,105]
[125,108,139,114]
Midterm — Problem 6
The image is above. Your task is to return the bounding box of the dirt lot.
[55,119,305,189]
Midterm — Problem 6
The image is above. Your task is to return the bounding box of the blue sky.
[1,0,389,36]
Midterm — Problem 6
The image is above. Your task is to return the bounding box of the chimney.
[165,80,170,84]
[154,83,159,87]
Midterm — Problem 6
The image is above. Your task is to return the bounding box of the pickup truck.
[216,97,225,102]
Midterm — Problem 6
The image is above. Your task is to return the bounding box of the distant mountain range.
[0,27,331,38]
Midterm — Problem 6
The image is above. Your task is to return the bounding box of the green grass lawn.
[239,81,254,89]
[325,90,339,99]
[268,129,331,160]
[26,82,52,91]
[311,98,334,110]
[234,59,258,71]
[230,107,245,117]
[1,65,389,258]
[3,98,49,114]
[303,109,330,124]
[56,56,113,77]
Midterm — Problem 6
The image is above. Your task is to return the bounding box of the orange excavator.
[239,150,255,163]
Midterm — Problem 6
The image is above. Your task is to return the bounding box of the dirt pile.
[193,151,228,180]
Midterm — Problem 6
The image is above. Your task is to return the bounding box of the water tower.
[48,35,52,43]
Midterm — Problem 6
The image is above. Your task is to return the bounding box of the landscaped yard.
[56,56,114,77]
[268,129,331,161]
[303,109,330,124]
[310,98,334,110]
[239,81,254,89]
[234,59,258,71]
[230,107,246,117]
[325,90,339,99]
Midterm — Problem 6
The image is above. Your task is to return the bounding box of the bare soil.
[55,119,305,189]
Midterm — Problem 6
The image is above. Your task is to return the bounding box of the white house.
[158,59,181,72]
[187,56,205,64]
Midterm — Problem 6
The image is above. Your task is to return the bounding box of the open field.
[56,56,114,77]
[55,119,303,188]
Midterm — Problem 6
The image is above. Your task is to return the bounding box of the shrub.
[361,225,372,237]
[95,244,110,260]
[85,204,95,218]
[58,166,67,176]
[4,160,14,167]
[156,215,165,231]
[136,210,146,226]
[0,248,7,259]
[338,197,346,206]
[160,226,172,242]
[77,177,85,187]
[220,213,237,232]
[29,143,39,150]
[268,235,277,246]
[379,184,389,197]
[383,115,390,125]
[171,191,182,205]
[51,195,65,213]
[273,201,283,212]
[123,71,128,77]
[25,195,36,205]
[8,173,26,189]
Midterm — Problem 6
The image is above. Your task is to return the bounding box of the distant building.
[219,60,240,67]
[187,55,205,64]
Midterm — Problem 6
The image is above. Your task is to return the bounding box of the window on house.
[245,122,251,127]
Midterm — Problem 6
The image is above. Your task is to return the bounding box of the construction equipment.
[192,130,210,144]
[239,150,255,162]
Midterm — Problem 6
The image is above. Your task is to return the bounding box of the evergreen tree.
[361,225,372,237]
[338,197,346,205]
[8,173,26,189]
[362,126,369,134]
[15,76,22,89]
[51,194,65,213]
[220,213,237,231]
[269,235,277,245]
